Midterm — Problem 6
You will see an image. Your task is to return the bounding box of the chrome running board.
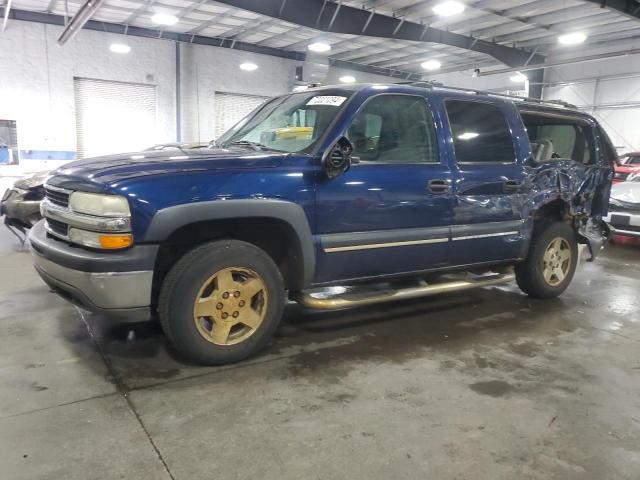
[292,268,515,310]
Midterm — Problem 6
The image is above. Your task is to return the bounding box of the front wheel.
[158,240,285,365]
[515,221,578,299]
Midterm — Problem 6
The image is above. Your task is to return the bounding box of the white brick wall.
[0,19,407,176]
[0,20,176,174]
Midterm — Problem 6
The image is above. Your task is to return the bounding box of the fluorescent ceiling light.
[433,1,465,17]
[339,75,356,83]
[558,32,587,46]
[421,60,442,71]
[239,62,258,71]
[458,132,479,140]
[151,13,179,26]
[109,43,131,54]
[510,73,528,83]
[308,42,331,53]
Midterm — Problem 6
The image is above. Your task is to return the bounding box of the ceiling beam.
[210,0,545,67]
[583,0,640,21]
[8,8,424,80]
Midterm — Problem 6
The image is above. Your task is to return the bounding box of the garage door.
[214,92,270,139]
[74,78,157,159]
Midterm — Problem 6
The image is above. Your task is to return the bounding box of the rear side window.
[520,111,596,165]
[445,100,516,164]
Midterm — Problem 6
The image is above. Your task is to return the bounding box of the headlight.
[609,198,623,207]
[69,192,130,217]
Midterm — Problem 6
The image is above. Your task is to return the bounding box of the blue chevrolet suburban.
[29,83,614,364]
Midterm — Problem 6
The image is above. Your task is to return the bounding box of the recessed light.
[308,42,331,53]
[339,75,356,83]
[510,73,528,83]
[558,32,587,45]
[151,13,178,26]
[433,1,465,17]
[458,132,479,140]
[421,60,442,71]
[109,43,131,54]
[239,62,258,71]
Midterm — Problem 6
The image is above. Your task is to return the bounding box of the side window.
[445,100,516,164]
[347,95,438,163]
[521,112,596,165]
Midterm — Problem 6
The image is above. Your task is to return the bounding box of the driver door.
[313,93,455,284]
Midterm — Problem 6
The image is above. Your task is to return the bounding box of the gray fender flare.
[143,199,316,288]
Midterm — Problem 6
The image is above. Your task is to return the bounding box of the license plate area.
[611,214,630,226]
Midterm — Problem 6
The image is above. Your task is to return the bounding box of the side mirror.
[323,136,353,179]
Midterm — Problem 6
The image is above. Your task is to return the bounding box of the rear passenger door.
[443,99,528,265]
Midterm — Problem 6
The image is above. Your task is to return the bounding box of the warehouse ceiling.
[4,0,640,78]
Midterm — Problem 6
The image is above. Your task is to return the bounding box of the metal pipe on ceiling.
[532,71,640,88]
[2,0,13,31]
[175,42,182,143]
[57,0,105,45]
[478,48,640,77]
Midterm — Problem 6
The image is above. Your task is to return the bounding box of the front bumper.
[604,210,640,238]
[28,221,158,321]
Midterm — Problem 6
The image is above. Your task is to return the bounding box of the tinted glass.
[446,100,516,164]
[520,112,595,165]
[347,95,438,163]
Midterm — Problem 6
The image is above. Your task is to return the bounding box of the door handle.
[502,180,522,193]
[427,179,450,194]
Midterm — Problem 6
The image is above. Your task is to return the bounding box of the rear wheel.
[158,240,285,365]
[515,221,578,299]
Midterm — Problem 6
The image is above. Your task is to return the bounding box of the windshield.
[216,89,354,153]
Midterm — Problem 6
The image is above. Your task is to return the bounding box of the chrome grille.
[46,218,69,237]
[45,187,70,208]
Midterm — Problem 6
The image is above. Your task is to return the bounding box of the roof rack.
[396,81,578,110]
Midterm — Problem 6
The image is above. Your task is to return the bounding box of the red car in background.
[614,152,640,183]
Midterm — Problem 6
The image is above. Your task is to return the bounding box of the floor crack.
[75,307,177,480]
[590,326,640,343]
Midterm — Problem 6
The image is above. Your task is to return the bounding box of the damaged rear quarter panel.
[525,125,614,259]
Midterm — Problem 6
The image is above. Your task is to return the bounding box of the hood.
[610,181,640,204]
[48,147,288,189]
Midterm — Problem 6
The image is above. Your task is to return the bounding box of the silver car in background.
[605,172,640,239]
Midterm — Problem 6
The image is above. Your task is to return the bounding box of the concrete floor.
[1,226,639,480]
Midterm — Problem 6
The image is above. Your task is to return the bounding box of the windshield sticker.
[306,96,347,107]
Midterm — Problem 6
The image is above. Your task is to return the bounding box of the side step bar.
[292,269,515,310]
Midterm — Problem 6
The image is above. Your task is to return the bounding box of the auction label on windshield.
[307,96,347,106]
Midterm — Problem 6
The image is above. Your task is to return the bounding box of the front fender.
[143,199,316,287]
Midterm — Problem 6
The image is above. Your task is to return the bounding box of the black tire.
[158,240,285,365]
[515,221,578,299]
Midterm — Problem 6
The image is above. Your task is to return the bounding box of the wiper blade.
[229,140,269,151]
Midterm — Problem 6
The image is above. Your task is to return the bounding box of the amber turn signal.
[98,234,133,249]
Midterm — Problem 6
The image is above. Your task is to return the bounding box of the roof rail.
[396,81,578,109]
